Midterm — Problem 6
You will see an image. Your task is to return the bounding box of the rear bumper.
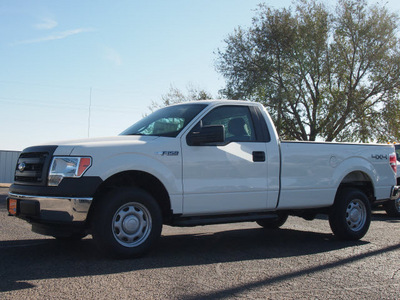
[391,186,400,200]
[7,193,93,222]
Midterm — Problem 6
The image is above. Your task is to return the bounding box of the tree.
[148,84,214,113]
[216,0,400,142]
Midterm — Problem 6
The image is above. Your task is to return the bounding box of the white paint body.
[51,101,397,216]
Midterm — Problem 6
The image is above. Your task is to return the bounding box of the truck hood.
[48,135,160,156]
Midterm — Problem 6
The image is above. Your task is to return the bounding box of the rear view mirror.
[187,125,225,146]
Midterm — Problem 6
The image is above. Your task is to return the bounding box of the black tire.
[91,188,162,258]
[329,189,371,240]
[383,198,400,217]
[256,213,288,229]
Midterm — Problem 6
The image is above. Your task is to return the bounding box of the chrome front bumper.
[8,193,93,222]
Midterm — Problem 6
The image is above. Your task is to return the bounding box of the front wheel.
[91,188,162,258]
[384,198,400,217]
[329,189,371,240]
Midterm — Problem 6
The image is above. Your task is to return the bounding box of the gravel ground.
[0,187,399,299]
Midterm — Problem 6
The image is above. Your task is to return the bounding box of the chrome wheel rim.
[112,202,152,247]
[346,199,366,232]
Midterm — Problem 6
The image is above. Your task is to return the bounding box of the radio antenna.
[88,87,92,137]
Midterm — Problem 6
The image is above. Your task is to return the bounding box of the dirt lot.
[0,186,399,299]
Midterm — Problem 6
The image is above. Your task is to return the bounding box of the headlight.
[48,157,92,186]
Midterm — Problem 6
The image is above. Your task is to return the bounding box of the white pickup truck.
[7,100,400,257]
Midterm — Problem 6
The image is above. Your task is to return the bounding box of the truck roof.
[171,99,263,107]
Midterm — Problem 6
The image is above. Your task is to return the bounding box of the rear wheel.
[91,188,162,258]
[329,189,371,240]
[256,213,288,229]
[384,198,400,217]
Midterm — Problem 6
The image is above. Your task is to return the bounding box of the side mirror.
[187,125,225,146]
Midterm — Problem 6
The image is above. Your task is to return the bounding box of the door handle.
[252,151,265,162]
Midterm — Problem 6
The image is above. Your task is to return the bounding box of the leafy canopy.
[216,0,400,142]
[148,84,213,114]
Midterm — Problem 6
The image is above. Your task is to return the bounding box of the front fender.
[88,152,181,196]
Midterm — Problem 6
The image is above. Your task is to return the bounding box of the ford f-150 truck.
[7,100,400,257]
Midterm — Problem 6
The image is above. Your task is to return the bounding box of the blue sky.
[1,0,399,151]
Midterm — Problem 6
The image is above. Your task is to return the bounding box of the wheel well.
[88,171,172,224]
[336,171,374,203]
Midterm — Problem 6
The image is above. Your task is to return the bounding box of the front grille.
[14,146,57,186]
[15,152,47,183]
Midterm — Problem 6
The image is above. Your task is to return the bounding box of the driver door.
[181,105,269,215]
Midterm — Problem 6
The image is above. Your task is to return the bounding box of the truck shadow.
[0,226,369,292]
[315,212,400,223]
[371,213,400,223]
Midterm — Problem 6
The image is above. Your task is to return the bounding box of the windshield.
[120,104,207,137]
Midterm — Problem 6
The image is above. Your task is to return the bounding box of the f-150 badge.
[156,151,179,156]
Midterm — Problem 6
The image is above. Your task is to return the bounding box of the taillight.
[390,153,397,174]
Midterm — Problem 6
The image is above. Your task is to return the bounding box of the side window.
[201,106,256,142]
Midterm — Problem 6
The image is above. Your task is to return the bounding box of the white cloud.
[13,28,94,45]
[34,18,58,30]
[104,47,122,66]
